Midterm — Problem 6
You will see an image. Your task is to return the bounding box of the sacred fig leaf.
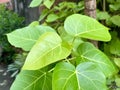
[52,62,107,90]
[77,42,118,77]
[10,69,52,90]
[29,0,43,7]
[22,32,71,70]
[7,23,55,51]
[64,14,111,41]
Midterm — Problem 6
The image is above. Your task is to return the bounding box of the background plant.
[0,4,24,63]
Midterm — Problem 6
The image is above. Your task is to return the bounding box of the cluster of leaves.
[6,0,120,90]
[7,14,119,89]
[0,4,24,63]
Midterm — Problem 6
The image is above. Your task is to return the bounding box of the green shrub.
[0,4,24,63]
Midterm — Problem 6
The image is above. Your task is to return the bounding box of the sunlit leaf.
[77,42,118,77]
[7,23,55,51]
[52,62,107,90]
[10,69,52,90]
[64,14,111,41]
[22,32,71,70]
[29,0,43,7]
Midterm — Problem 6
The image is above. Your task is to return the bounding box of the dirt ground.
[0,64,14,90]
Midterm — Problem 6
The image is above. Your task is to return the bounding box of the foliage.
[7,13,118,89]
[0,4,24,63]
[5,0,120,90]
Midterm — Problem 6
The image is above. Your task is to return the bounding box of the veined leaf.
[29,0,43,7]
[22,32,71,70]
[52,62,107,90]
[64,14,111,41]
[7,24,55,51]
[10,69,52,90]
[77,42,118,77]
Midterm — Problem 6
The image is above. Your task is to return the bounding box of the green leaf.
[10,69,52,90]
[110,37,120,56]
[7,24,55,51]
[43,0,55,9]
[29,0,43,7]
[97,11,110,20]
[46,14,59,22]
[22,32,71,70]
[110,15,120,27]
[114,58,120,68]
[52,62,107,90]
[64,14,111,41]
[77,42,118,77]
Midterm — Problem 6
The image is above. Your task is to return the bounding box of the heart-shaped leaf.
[10,69,52,90]
[110,15,120,26]
[7,23,55,51]
[64,14,111,41]
[77,42,118,77]
[22,32,71,70]
[52,62,107,90]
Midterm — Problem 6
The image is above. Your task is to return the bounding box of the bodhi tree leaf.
[22,32,71,70]
[7,23,55,51]
[64,14,111,41]
[29,0,43,7]
[10,69,52,90]
[77,42,118,77]
[52,62,107,90]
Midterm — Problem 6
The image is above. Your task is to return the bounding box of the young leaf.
[43,0,55,9]
[77,42,118,77]
[7,24,55,51]
[52,62,107,90]
[22,32,71,70]
[64,14,111,41]
[10,69,52,90]
[29,0,43,7]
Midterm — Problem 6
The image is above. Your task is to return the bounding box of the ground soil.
[0,64,14,90]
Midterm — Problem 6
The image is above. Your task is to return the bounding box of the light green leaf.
[110,15,120,26]
[64,14,111,41]
[46,14,59,22]
[10,69,52,90]
[29,0,43,7]
[22,32,71,70]
[52,62,107,90]
[7,24,55,51]
[43,0,55,9]
[77,42,118,77]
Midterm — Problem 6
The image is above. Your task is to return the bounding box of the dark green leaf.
[110,15,120,26]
